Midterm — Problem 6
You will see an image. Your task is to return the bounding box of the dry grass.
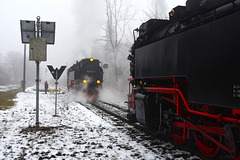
[0,88,21,110]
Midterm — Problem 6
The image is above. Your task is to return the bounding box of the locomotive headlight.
[83,80,87,83]
[170,9,175,17]
[90,58,93,62]
[97,80,100,84]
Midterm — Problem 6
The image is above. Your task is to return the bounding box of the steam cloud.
[71,0,106,60]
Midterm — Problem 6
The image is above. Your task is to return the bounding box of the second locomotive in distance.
[67,58,104,99]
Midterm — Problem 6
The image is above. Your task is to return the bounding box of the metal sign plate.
[47,65,66,80]
[29,38,47,61]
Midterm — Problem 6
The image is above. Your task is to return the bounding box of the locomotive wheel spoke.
[194,132,221,158]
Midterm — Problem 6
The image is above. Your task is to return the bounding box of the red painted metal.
[232,152,240,160]
[145,87,240,124]
[204,105,210,113]
[131,77,239,155]
[183,121,186,140]
[172,122,186,145]
[67,80,75,89]
[145,87,176,94]
[172,133,186,144]
[172,120,230,153]
[195,132,221,158]
[173,122,226,135]
[128,89,135,110]
[232,109,240,117]
[187,120,231,153]
[162,96,176,104]
[145,86,236,153]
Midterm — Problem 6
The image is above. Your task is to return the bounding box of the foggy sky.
[0,0,186,80]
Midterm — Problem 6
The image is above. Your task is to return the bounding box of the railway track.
[91,100,156,135]
[76,100,214,160]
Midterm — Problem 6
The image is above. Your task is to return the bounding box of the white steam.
[71,0,106,59]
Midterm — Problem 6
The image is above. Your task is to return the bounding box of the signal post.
[20,16,55,128]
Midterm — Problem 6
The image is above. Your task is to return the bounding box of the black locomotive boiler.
[127,0,240,159]
[67,58,104,99]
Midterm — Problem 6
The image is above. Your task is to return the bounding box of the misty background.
[0,0,186,93]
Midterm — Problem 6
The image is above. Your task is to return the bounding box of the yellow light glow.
[97,80,100,84]
[170,9,175,17]
[140,81,142,84]
[83,80,87,83]
[90,58,93,61]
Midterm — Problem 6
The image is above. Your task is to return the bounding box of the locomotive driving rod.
[144,86,235,153]
[144,87,240,124]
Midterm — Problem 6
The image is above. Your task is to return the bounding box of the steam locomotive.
[127,0,240,159]
[67,58,104,99]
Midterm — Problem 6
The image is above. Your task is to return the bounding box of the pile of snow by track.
[0,87,161,159]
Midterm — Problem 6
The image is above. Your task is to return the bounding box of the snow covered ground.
[0,87,200,159]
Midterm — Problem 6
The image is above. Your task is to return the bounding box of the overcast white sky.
[0,0,186,67]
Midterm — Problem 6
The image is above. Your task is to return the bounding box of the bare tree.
[0,51,35,86]
[104,0,135,83]
[144,0,168,19]
[0,52,23,85]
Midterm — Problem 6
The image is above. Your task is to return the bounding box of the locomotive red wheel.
[232,151,240,160]
[194,132,221,158]
[172,126,186,145]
